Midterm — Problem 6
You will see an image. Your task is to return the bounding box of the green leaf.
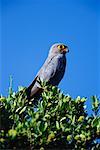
[60,122,65,131]
[80,134,86,141]
[92,96,100,112]
[0,138,5,143]
[67,135,72,141]
[97,120,100,133]
[40,147,45,150]
[19,106,27,114]
[91,117,100,127]
[8,75,13,96]
[44,122,48,131]
[72,115,75,124]
[78,116,84,122]
[60,117,66,122]
[75,96,81,103]
[18,86,25,91]
[65,128,70,132]
[56,121,60,130]
[74,135,80,140]
[8,129,17,139]
[81,97,86,103]
[59,99,62,107]
[47,132,55,142]
[16,107,22,113]
[0,97,6,102]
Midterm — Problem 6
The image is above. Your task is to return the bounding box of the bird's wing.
[27,56,62,99]
[37,56,59,82]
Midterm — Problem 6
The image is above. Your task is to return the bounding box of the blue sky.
[0,0,100,113]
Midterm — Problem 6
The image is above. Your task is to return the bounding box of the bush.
[0,80,100,149]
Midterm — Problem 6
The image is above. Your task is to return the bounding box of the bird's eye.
[57,45,65,50]
[61,45,65,49]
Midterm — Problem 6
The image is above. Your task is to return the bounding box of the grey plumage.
[27,43,69,100]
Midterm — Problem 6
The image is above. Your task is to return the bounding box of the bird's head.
[49,43,69,56]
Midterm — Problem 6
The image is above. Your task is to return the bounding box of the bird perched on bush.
[26,43,69,101]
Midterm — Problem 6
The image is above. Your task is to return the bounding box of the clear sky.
[0,0,100,114]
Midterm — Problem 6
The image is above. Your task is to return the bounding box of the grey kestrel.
[26,43,69,100]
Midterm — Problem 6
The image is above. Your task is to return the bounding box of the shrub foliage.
[0,80,100,149]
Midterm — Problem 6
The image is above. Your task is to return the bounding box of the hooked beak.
[62,46,69,54]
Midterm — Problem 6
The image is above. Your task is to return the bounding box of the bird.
[26,43,69,101]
